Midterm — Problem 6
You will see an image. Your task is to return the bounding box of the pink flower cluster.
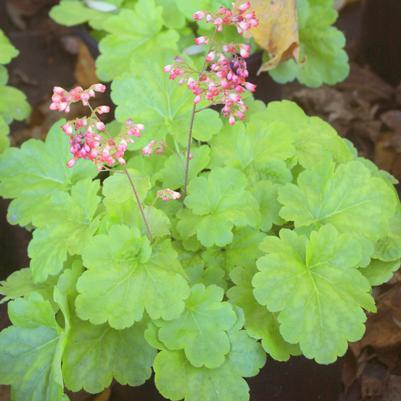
[157,188,181,202]
[50,84,106,113]
[163,2,258,125]
[50,84,145,170]
[193,1,258,34]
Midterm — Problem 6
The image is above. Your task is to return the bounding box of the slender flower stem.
[86,102,153,241]
[123,166,153,242]
[182,31,218,198]
[183,102,197,197]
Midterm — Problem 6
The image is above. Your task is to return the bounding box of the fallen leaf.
[381,111,401,134]
[249,0,299,73]
[380,375,401,401]
[75,40,98,88]
[360,360,388,399]
[358,286,401,351]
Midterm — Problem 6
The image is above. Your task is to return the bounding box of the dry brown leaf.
[357,286,401,351]
[249,0,299,73]
[75,41,98,89]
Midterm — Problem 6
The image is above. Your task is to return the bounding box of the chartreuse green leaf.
[252,181,284,232]
[0,268,56,303]
[199,228,264,286]
[49,0,113,29]
[361,259,400,286]
[374,208,401,262]
[0,293,67,401]
[179,167,260,247]
[0,32,30,151]
[278,159,397,242]
[0,65,8,85]
[228,265,300,361]
[111,51,222,150]
[158,0,186,28]
[61,260,155,394]
[157,284,237,368]
[63,317,155,393]
[0,29,18,64]
[76,225,189,329]
[269,0,349,87]
[256,101,354,169]
[154,328,266,401]
[0,116,10,152]
[28,179,101,283]
[0,120,97,226]
[97,0,179,81]
[209,119,295,180]
[0,85,30,123]
[161,145,210,189]
[253,225,376,364]
[101,170,171,237]
[0,85,30,150]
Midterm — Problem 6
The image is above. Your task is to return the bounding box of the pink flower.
[143,140,156,156]
[91,83,106,93]
[238,1,251,12]
[193,11,205,20]
[239,44,251,58]
[49,84,107,113]
[142,140,165,156]
[157,188,181,202]
[53,84,145,170]
[244,82,256,92]
[96,106,110,115]
[193,2,258,35]
[194,36,208,45]
[163,2,258,125]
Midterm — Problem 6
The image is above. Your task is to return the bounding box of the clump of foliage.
[0,2,400,401]
[0,30,30,152]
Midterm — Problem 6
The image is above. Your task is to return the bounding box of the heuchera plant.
[0,2,401,401]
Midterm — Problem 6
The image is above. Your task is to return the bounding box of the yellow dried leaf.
[75,41,98,88]
[249,0,299,73]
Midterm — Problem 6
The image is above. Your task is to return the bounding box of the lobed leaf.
[0,120,97,226]
[157,283,237,368]
[278,159,397,242]
[76,225,190,329]
[154,328,265,401]
[0,294,66,401]
[63,317,155,393]
[97,0,179,80]
[28,179,101,283]
[253,225,376,363]
[228,265,300,361]
[269,0,349,87]
[180,167,260,247]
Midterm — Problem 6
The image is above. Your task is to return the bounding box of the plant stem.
[123,166,153,242]
[182,30,218,198]
[86,102,153,241]
[183,102,197,197]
